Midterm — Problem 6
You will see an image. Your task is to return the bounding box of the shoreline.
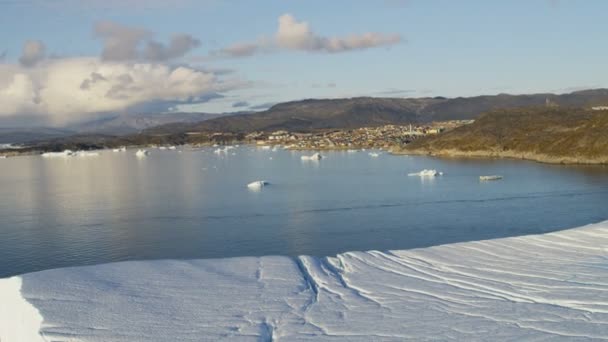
[395,147,608,165]
[5,142,608,166]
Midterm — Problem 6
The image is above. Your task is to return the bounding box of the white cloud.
[216,14,401,58]
[0,58,233,124]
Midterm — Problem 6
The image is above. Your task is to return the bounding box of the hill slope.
[147,89,608,134]
[401,107,608,164]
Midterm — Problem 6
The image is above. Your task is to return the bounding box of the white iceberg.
[135,149,149,157]
[408,169,443,177]
[73,151,100,157]
[41,150,73,158]
[247,180,269,190]
[480,175,503,181]
[301,152,323,161]
[1,220,607,341]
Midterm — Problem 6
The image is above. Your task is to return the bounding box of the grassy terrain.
[401,107,608,164]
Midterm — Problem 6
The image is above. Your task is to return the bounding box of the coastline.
[5,141,608,167]
[395,147,608,165]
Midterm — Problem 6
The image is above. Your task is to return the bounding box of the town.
[241,120,472,150]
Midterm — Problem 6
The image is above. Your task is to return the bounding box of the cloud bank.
[0,58,231,124]
[216,14,401,58]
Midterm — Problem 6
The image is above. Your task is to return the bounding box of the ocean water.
[0,146,607,278]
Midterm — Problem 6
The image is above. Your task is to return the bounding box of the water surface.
[1,146,607,277]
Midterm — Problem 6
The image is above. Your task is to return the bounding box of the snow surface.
[1,221,608,341]
[0,277,45,342]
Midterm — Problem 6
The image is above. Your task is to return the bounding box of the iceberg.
[73,151,100,157]
[2,221,608,341]
[135,149,149,157]
[408,169,443,177]
[247,180,269,190]
[41,150,73,158]
[480,175,503,181]
[301,152,323,161]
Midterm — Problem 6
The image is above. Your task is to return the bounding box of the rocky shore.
[396,147,608,165]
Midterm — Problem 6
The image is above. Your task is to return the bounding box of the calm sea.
[1,146,607,278]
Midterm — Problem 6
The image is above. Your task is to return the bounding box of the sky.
[0,0,607,126]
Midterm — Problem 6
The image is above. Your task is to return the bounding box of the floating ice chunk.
[247,180,269,190]
[168,146,177,150]
[408,169,442,177]
[347,149,357,153]
[259,146,271,150]
[112,147,127,152]
[135,149,149,157]
[0,155,6,159]
[73,151,100,157]
[301,153,323,161]
[159,146,167,150]
[480,175,503,181]
[368,152,380,157]
[41,150,73,158]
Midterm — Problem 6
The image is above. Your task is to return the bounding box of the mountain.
[146,89,608,134]
[400,107,608,164]
[0,112,240,145]
[70,112,235,135]
[0,127,76,144]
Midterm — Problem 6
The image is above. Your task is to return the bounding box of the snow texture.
[1,221,607,341]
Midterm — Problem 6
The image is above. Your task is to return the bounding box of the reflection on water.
[0,147,607,277]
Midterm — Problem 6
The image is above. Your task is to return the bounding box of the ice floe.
[41,150,73,158]
[301,152,323,161]
[112,147,127,152]
[247,180,269,190]
[135,149,149,157]
[368,152,380,157]
[2,220,608,341]
[408,169,443,177]
[73,151,100,157]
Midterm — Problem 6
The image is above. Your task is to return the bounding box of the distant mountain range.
[145,89,608,134]
[0,112,240,144]
[0,127,75,144]
[69,112,238,135]
[3,89,608,150]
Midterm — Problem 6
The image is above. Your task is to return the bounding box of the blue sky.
[0,0,607,122]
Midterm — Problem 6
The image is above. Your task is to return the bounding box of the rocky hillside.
[401,107,608,164]
[147,89,608,134]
